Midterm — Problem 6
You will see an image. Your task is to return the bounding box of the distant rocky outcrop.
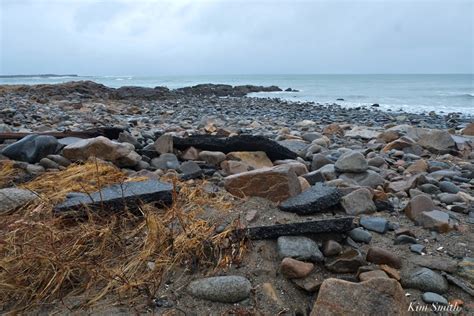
[0,81,283,101]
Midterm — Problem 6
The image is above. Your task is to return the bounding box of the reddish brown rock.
[310,278,409,316]
[322,240,342,257]
[404,159,428,174]
[461,122,474,136]
[366,246,402,269]
[280,257,314,279]
[380,264,401,281]
[382,136,416,152]
[298,176,311,192]
[224,166,301,202]
[323,123,344,136]
[386,174,426,193]
[377,130,401,143]
[404,194,436,222]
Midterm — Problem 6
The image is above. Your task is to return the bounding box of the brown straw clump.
[0,160,242,313]
[0,160,19,188]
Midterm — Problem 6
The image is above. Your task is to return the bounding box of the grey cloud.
[1,0,472,75]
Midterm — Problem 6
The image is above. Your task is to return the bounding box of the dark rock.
[113,86,171,100]
[322,240,342,257]
[301,170,325,185]
[176,83,281,97]
[54,179,173,214]
[173,134,297,161]
[348,227,372,243]
[244,217,354,240]
[279,183,342,215]
[179,161,203,180]
[420,183,441,195]
[394,235,417,245]
[2,134,62,163]
[439,181,460,194]
[410,244,426,254]
[374,200,395,212]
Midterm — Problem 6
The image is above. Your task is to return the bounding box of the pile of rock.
[1,82,473,314]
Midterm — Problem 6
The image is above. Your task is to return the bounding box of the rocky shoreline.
[0,81,473,314]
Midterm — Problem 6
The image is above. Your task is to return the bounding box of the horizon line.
[1,73,473,77]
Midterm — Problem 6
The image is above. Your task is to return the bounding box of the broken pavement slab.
[173,134,298,161]
[279,183,342,215]
[54,179,173,214]
[243,217,354,239]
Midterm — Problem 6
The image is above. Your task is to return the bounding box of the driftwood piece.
[0,126,124,141]
[173,134,298,161]
[242,217,354,240]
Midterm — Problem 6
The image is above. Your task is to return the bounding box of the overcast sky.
[1,0,472,75]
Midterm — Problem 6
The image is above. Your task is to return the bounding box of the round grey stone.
[422,292,448,305]
[348,228,372,244]
[401,268,448,293]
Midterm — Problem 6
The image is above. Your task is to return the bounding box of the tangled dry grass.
[0,160,244,313]
[0,160,19,188]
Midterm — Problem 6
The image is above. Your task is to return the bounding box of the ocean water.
[1,74,473,115]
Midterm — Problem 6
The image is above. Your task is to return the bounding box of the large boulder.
[62,136,141,167]
[224,165,301,202]
[417,130,456,153]
[2,134,62,163]
[0,188,38,214]
[310,278,409,315]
